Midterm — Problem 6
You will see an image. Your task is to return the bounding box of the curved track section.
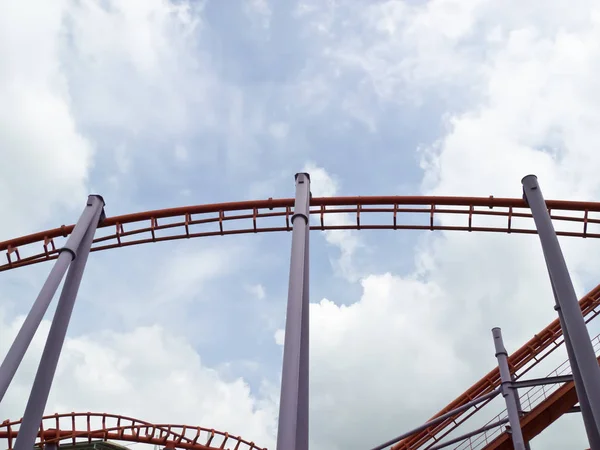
[0,412,265,450]
[3,196,600,272]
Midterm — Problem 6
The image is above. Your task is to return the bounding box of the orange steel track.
[0,412,266,450]
[3,195,600,449]
[4,195,600,272]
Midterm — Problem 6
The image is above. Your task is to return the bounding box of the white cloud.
[0,1,93,239]
[63,0,208,135]
[268,122,290,140]
[245,0,272,30]
[174,144,189,162]
[246,283,267,300]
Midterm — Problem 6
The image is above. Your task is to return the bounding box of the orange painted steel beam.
[392,284,600,450]
[482,356,600,450]
[0,412,265,450]
[3,195,600,271]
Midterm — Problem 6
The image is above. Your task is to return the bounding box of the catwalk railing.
[4,196,600,272]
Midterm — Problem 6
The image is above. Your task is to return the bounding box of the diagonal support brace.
[0,195,105,404]
[8,195,104,450]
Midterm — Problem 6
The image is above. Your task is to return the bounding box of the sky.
[3,0,600,449]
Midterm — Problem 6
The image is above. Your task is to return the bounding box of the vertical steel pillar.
[492,328,526,450]
[276,173,311,450]
[12,195,105,450]
[522,174,600,442]
[0,196,105,403]
[550,282,600,449]
[510,372,531,450]
[297,188,310,450]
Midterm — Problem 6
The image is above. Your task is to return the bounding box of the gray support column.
[276,173,311,450]
[511,372,532,450]
[0,196,105,403]
[551,282,600,449]
[523,174,600,439]
[492,328,526,450]
[297,189,310,450]
[12,195,105,450]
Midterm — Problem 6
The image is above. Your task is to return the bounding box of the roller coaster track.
[3,195,600,448]
[4,195,600,272]
[0,412,265,449]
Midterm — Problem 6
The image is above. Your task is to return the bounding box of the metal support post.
[512,372,525,415]
[0,196,105,403]
[12,195,105,450]
[512,374,573,389]
[523,174,600,444]
[276,173,310,450]
[551,283,600,449]
[297,189,310,450]
[492,328,526,450]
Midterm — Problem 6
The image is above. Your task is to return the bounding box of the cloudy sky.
[2,0,600,449]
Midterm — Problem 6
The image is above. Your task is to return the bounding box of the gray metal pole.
[0,196,105,403]
[523,175,600,434]
[550,281,600,449]
[12,195,104,450]
[276,173,310,450]
[492,327,526,450]
[297,189,310,449]
[510,372,530,450]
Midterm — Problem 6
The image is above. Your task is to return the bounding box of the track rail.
[0,412,265,450]
[3,195,600,272]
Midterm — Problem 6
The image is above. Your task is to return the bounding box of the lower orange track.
[0,412,265,450]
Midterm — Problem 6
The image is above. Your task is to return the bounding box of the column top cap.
[521,174,538,184]
[295,172,311,181]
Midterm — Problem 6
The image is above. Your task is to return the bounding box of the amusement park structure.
[2,174,600,449]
